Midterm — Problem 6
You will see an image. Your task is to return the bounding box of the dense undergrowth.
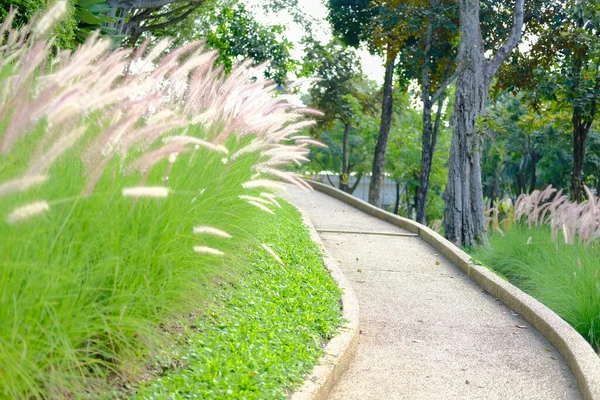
[472,226,600,351]
[134,203,342,399]
[0,4,337,398]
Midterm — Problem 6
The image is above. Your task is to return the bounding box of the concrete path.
[285,186,582,400]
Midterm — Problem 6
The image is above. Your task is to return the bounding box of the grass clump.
[134,202,343,399]
[472,226,600,351]
[0,4,327,398]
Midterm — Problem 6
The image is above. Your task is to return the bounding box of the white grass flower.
[168,153,178,163]
[193,246,224,256]
[262,243,284,266]
[239,195,272,205]
[193,226,232,239]
[35,1,68,36]
[260,193,281,208]
[242,179,285,191]
[6,201,50,224]
[163,135,228,154]
[247,200,274,215]
[122,186,169,198]
[0,175,48,197]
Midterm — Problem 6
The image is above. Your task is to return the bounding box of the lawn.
[134,202,343,399]
[471,226,600,351]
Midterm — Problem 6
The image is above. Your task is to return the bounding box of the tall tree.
[400,0,458,224]
[302,39,377,192]
[327,0,419,207]
[443,0,524,246]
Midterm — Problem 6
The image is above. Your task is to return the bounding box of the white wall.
[307,173,402,208]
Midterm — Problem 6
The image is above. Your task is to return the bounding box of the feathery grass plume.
[247,200,275,215]
[512,185,600,246]
[242,179,285,191]
[238,195,272,205]
[260,193,281,208]
[261,243,284,266]
[0,175,48,197]
[34,1,68,36]
[193,246,224,256]
[6,201,50,224]
[0,7,322,397]
[163,135,229,154]
[253,166,312,191]
[193,226,232,239]
[122,186,170,198]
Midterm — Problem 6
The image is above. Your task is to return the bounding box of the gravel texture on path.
[286,185,582,400]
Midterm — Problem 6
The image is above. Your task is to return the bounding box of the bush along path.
[473,187,600,351]
[133,202,342,399]
[0,5,338,398]
[285,185,582,400]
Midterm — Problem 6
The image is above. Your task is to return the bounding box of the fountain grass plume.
[0,5,325,398]
[512,185,600,247]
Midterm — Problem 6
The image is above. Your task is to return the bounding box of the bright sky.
[244,0,385,84]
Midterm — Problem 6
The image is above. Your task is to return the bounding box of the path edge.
[288,202,360,400]
[307,179,600,400]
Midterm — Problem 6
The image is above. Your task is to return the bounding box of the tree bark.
[349,172,363,194]
[368,47,397,207]
[571,111,588,202]
[596,168,600,197]
[568,17,599,202]
[443,0,523,246]
[417,92,445,224]
[394,182,401,215]
[340,121,352,193]
[529,151,538,193]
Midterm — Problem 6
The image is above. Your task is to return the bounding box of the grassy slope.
[134,202,342,399]
[472,226,600,351]
[0,120,342,398]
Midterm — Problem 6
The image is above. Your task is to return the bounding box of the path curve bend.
[286,183,594,400]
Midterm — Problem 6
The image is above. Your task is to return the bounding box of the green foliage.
[386,90,450,221]
[153,0,295,83]
[134,203,343,399]
[301,38,363,125]
[481,89,600,202]
[0,0,78,49]
[0,124,285,397]
[0,18,326,397]
[472,226,600,351]
[73,0,119,43]
[307,115,376,176]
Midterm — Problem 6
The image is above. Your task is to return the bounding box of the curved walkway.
[286,185,582,400]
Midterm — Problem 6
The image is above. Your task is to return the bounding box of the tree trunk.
[394,182,400,215]
[570,113,588,202]
[348,172,363,195]
[443,0,489,246]
[340,121,352,193]
[443,0,523,246]
[518,155,527,195]
[596,168,600,197]
[368,48,397,207]
[417,93,445,224]
[529,151,538,193]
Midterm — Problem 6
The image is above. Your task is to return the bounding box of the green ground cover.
[472,226,600,351]
[134,203,343,399]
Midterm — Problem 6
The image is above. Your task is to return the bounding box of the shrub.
[0,4,323,397]
[472,227,600,350]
